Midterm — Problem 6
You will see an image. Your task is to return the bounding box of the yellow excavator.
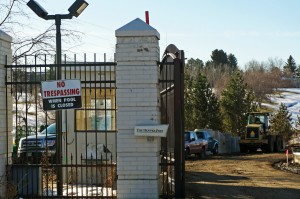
[239,111,283,153]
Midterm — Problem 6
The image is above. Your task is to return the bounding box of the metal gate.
[159,45,185,198]
[5,54,117,198]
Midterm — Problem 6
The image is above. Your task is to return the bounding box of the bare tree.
[213,73,230,99]
[244,58,293,107]
[0,0,28,30]
[2,1,75,150]
[1,0,82,63]
[202,63,233,98]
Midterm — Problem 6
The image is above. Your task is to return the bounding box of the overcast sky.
[20,0,300,68]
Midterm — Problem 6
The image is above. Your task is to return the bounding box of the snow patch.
[266,88,300,127]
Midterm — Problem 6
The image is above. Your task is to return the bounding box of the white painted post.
[0,30,13,197]
[115,18,161,199]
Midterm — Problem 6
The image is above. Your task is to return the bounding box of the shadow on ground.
[185,170,300,199]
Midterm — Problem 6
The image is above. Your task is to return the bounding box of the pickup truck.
[17,123,56,163]
[185,131,208,159]
[195,129,219,154]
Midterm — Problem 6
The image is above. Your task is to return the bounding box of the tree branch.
[0,0,16,27]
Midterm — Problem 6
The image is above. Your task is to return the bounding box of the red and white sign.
[41,79,82,111]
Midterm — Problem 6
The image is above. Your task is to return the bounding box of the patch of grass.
[262,100,277,106]
[259,106,275,112]
[284,91,299,95]
[272,90,282,95]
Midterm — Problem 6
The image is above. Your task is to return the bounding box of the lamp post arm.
[45,14,73,20]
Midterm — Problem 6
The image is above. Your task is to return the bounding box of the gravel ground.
[185,152,300,199]
[273,161,300,174]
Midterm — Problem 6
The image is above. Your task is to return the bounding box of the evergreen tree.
[193,74,209,128]
[227,53,238,71]
[204,60,213,68]
[206,93,223,130]
[296,64,300,77]
[283,55,296,74]
[184,73,195,130]
[211,49,228,66]
[186,58,204,70]
[193,74,222,130]
[184,73,222,130]
[209,49,234,74]
[220,71,256,135]
[185,58,204,78]
[269,103,293,140]
[295,113,300,135]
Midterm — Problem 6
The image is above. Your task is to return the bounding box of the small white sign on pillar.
[134,124,169,137]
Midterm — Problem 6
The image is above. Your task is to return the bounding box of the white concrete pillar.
[0,30,13,197]
[115,18,161,199]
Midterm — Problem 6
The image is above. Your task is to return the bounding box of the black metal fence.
[5,54,117,198]
[159,45,185,199]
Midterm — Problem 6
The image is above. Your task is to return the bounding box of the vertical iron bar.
[94,53,99,196]
[14,60,18,166]
[75,54,79,196]
[113,62,117,183]
[174,55,184,198]
[34,55,38,165]
[111,153,114,191]
[32,55,36,196]
[24,56,30,196]
[165,61,169,197]
[84,53,88,197]
[71,154,74,197]
[180,50,185,197]
[90,153,93,192]
[100,153,103,195]
[104,60,108,190]
[43,62,47,196]
[42,55,46,199]
[63,54,69,197]
[81,154,83,196]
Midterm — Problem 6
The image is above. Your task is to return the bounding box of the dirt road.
[185,153,300,199]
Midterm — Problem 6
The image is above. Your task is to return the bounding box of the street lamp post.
[27,0,88,195]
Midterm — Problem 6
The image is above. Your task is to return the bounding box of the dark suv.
[17,123,56,163]
[194,129,219,155]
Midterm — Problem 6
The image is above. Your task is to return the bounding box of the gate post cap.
[116,18,160,39]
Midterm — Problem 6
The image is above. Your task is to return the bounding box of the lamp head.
[68,0,89,17]
[27,0,48,19]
